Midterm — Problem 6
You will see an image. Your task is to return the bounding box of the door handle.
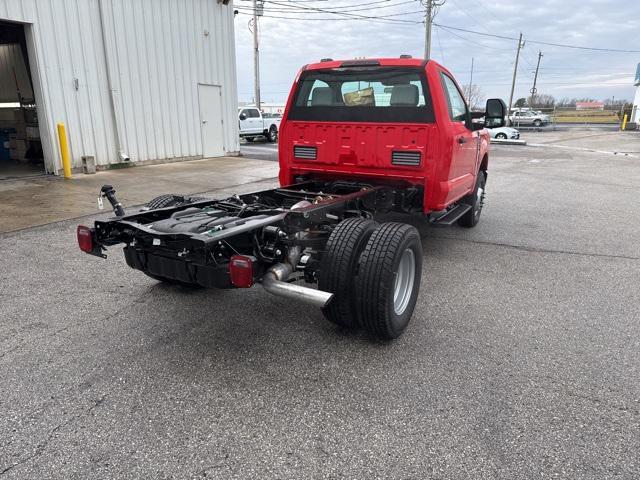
[202,120,208,124]
[458,136,467,144]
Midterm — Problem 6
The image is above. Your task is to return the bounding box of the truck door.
[248,108,264,133]
[240,108,262,134]
[440,73,477,197]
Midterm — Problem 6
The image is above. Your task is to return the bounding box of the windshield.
[288,67,434,123]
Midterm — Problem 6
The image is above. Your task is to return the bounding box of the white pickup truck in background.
[238,107,281,143]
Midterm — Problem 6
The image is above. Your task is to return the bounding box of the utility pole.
[423,0,445,60]
[530,50,543,108]
[252,0,261,110]
[467,57,474,105]
[507,32,524,126]
[424,0,432,60]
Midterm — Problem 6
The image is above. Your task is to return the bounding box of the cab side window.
[441,74,468,123]
[248,109,261,118]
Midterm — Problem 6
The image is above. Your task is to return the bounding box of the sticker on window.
[343,87,375,107]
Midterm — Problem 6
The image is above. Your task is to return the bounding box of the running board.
[430,204,471,226]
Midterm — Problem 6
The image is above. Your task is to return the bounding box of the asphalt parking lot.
[240,140,279,162]
[1,131,640,478]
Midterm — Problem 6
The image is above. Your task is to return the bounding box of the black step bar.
[429,204,471,226]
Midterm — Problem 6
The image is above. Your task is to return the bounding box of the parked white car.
[489,126,520,140]
[239,107,281,142]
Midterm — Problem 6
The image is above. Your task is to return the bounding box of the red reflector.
[229,255,255,288]
[77,225,94,253]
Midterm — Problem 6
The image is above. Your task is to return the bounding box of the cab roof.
[304,57,434,71]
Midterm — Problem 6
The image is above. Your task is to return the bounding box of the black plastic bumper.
[123,246,232,288]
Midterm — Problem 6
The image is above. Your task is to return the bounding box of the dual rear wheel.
[318,218,423,340]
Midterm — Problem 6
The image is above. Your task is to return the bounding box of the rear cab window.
[289,67,434,123]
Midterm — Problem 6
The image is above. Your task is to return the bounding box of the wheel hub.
[393,248,416,315]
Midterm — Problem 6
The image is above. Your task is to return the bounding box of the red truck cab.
[278,57,505,219]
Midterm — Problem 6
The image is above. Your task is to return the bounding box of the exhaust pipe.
[261,246,333,308]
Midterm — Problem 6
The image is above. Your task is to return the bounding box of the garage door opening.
[0,20,44,180]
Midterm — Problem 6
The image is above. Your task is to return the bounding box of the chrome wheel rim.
[393,248,416,315]
[475,184,484,217]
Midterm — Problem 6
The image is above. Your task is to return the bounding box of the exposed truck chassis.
[78,57,509,340]
[80,180,428,339]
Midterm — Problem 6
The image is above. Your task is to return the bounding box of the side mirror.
[485,98,507,128]
[239,113,247,120]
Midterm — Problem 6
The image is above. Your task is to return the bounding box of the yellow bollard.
[621,114,628,132]
[57,122,72,179]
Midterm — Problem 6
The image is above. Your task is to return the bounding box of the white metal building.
[0,0,239,177]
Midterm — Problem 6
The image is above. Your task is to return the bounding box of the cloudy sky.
[233,0,640,105]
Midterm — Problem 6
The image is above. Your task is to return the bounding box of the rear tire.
[355,223,423,340]
[318,218,378,329]
[457,171,486,228]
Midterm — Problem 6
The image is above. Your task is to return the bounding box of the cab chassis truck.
[78,57,507,340]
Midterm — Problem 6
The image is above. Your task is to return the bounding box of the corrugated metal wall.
[0,43,33,102]
[0,0,239,174]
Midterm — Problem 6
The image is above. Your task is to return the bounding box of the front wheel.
[495,133,507,139]
[458,171,486,228]
[355,223,423,340]
[267,125,278,143]
[533,119,542,127]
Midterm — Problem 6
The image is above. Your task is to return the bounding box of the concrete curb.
[490,139,527,146]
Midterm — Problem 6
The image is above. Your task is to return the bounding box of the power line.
[445,0,492,35]
[237,1,640,54]
[241,0,402,10]
[435,24,516,52]
[435,24,445,63]
[239,0,417,13]
[265,0,421,19]
[432,23,640,53]
[234,11,423,24]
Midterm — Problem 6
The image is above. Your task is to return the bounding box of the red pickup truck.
[279,57,502,218]
[78,57,506,341]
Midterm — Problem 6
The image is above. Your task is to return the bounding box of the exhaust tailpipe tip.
[261,272,333,308]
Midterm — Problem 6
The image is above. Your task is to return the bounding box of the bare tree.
[462,84,484,110]
[531,93,555,108]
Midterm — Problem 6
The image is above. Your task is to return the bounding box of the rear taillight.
[77,225,94,253]
[229,255,256,288]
